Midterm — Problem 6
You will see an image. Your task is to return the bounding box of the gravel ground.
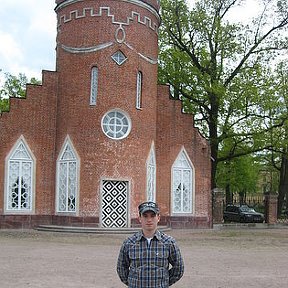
[1,226,288,288]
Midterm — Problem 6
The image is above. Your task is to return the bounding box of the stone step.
[36,225,171,234]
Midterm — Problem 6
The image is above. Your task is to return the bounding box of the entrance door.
[101,180,128,228]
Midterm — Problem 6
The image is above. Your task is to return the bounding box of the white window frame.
[5,136,35,214]
[90,66,98,106]
[111,50,127,66]
[146,143,156,202]
[56,136,80,214]
[101,109,131,140]
[136,71,142,109]
[171,147,195,214]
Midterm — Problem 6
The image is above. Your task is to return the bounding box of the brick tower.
[54,0,161,227]
[0,0,212,229]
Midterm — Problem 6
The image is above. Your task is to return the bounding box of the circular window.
[101,109,131,140]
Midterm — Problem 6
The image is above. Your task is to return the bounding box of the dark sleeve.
[116,241,130,286]
[168,240,184,286]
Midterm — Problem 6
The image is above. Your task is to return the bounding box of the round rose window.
[101,109,131,140]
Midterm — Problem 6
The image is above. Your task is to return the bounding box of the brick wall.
[54,0,160,219]
[0,71,58,215]
[0,0,211,229]
[156,85,212,228]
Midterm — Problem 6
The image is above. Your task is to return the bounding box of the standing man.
[117,201,184,287]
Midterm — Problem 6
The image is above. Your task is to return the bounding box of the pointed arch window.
[136,71,142,109]
[90,66,98,106]
[6,138,34,212]
[56,138,79,213]
[146,144,156,202]
[172,149,194,214]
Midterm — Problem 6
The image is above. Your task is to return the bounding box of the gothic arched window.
[90,66,98,106]
[172,148,194,214]
[146,144,156,202]
[56,137,79,213]
[136,71,142,109]
[6,137,34,212]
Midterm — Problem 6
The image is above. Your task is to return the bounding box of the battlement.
[55,0,160,12]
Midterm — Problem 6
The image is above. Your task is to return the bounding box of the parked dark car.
[223,205,265,223]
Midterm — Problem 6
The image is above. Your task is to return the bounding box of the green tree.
[216,137,260,204]
[265,61,288,215]
[0,72,40,112]
[0,98,9,113]
[159,0,288,188]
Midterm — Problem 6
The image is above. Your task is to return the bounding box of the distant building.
[0,0,211,229]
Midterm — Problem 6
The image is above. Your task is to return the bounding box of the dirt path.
[1,227,288,288]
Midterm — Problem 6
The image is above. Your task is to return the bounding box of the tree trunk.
[211,156,217,189]
[277,154,288,217]
[209,109,219,189]
[225,184,232,205]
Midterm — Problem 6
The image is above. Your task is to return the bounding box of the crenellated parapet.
[55,0,160,15]
[57,6,159,33]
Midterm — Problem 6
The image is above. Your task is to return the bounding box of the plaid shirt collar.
[135,229,162,242]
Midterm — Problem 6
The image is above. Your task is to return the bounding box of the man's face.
[138,211,160,233]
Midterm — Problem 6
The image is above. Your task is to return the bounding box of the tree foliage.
[217,153,260,203]
[159,0,288,188]
[262,61,288,214]
[0,71,40,113]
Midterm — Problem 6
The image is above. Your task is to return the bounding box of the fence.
[227,194,288,224]
[230,194,264,209]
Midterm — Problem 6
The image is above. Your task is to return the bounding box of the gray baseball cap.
[138,201,160,215]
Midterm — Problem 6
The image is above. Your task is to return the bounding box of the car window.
[240,206,254,212]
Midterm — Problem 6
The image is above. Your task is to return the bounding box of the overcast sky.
[0,0,56,81]
[0,0,259,83]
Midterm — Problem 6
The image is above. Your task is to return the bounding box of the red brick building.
[0,0,211,229]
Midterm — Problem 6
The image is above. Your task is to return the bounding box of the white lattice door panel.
[101,180,128,228]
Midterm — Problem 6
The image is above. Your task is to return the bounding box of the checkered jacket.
[117,230,184,288]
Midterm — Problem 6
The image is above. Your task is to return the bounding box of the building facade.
[0,0,212,229]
